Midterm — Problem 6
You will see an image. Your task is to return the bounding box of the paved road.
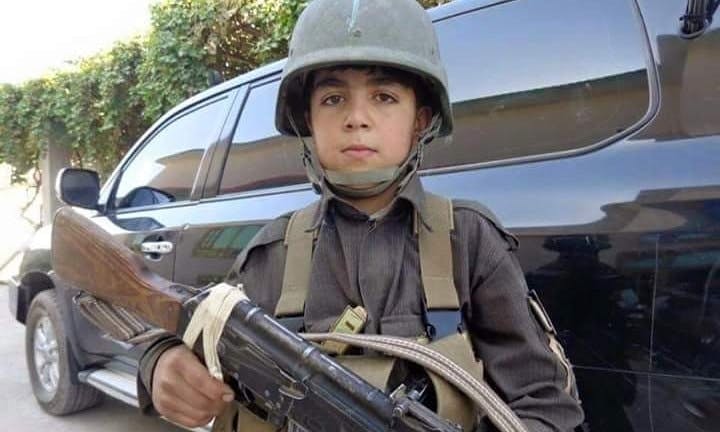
[0,283,183,431]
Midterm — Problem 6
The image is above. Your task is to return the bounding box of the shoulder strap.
[275,201,319,317]
[416,193,460,310]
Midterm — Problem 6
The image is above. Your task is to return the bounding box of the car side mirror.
[56,168,100,210]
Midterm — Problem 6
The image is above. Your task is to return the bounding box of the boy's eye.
[375,92,397,103]
[321,95,343,105]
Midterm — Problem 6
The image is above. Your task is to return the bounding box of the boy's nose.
[343,99,371,131]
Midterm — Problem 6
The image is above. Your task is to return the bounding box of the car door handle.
[140,241,174,255]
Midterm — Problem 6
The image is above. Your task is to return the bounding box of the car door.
[73,89,238,358]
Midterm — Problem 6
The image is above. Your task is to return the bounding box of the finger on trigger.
[221,383,235,402]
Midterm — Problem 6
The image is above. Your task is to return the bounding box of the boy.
[138,1,585,430]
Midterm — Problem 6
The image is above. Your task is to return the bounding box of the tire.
[25,290,103,415]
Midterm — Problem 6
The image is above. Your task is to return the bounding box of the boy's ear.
[415,106,432,135]
[304,110,313,134]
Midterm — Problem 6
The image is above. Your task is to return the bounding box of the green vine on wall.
[0,0,450,188]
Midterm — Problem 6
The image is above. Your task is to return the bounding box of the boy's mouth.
[342,145,377,158]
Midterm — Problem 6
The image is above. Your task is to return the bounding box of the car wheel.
[25,290,103,415]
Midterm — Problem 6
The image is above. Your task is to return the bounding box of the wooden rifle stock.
[51,207,192,334]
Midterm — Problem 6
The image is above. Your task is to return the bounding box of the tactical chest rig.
[236,193,484,431]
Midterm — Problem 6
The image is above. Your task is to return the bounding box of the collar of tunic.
[307,174,433,231]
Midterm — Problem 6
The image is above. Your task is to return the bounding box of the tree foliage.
[0,0,451,185]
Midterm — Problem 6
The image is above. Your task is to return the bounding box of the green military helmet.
[275,0,453,138]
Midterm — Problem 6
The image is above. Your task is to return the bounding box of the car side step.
[78,367,211,431]
[79,367,139,407]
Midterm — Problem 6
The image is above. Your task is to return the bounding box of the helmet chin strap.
[324,167,399,198]
[287,111,443,200]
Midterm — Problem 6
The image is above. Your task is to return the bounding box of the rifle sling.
[180,283,257,432]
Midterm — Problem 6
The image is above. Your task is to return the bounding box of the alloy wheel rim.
[33,316,60,395]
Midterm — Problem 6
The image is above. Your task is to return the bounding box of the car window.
[115,95,231,209]
[424,0,651,169]
[219,80,306,195]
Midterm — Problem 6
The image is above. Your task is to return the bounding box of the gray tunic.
[138,175,584,432]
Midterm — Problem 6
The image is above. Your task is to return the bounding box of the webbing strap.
[275,202,319,317]
[417,193,460,310]
[426,332,483,429]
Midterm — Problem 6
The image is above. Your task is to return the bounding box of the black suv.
[8,0,720,431]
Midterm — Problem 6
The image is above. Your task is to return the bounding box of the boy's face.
[307,68,430,176]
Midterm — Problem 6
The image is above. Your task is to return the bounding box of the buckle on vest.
[425,310,463,340]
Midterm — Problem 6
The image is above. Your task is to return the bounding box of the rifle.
[51,207,462,432]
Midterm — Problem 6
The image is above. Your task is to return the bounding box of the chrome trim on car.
[7,275,20,318]
[79,367,138,407]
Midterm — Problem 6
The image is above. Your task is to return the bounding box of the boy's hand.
[151,344,235,428]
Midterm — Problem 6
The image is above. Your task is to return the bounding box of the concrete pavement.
[0,283,183,431]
